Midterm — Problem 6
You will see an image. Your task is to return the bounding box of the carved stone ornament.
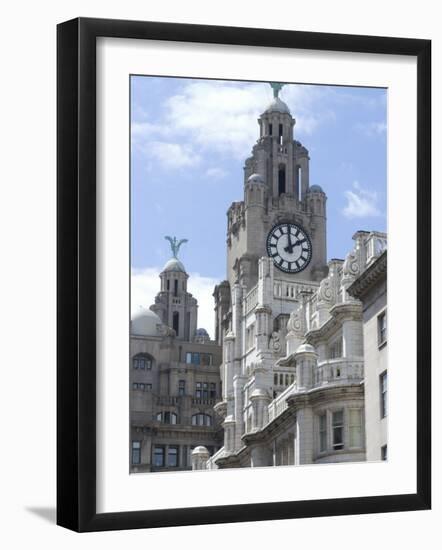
[287,306,304,336]
[318,276,336,304]
[343,249,361,280]
[269,331,282,353]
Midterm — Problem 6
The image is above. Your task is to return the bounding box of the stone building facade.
[130,255,223,473]
[348,249,388,461]
[192,86,387,470]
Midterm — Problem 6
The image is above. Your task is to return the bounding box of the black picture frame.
[57,17,431,532]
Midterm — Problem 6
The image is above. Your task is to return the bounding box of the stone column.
[342,318,363,358]
[294,344,317,390]
[250,389,270,431]
[250,444,273,467]
[233,375,246,450]
[294,406,314,464]
[223,415,236,453]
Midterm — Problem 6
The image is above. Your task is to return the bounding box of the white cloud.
[356,121,387,137]
[131,267,220,339]
[205,167,227,180]
[342,181,381,219]
[132,81,336,170]
[149,141,201,169]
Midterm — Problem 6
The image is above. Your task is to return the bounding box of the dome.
[263,97,291,114]
[194,327,210,343]
[250,388,268,399]
[131,307,162,337]
[247,173,265,185]
[295,343,316,355]
[192,446,209,456]
[162,257,186,273]
[309,184,325,194]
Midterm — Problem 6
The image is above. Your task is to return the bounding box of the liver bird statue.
[165,236,188,259]
[270,82,286,98]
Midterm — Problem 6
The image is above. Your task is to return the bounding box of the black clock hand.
[284,225,294,253]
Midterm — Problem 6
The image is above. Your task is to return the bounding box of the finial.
[270,82,285,99]
[164,236,188,259]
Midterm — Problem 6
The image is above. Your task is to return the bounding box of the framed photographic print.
[57,17,431,532]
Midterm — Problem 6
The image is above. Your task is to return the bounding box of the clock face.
[266,223,312,273]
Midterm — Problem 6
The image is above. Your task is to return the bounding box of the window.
[191,413,212,426]
[156,411,178,424]
[332,410,344,450]
[328,338,342,359]
[168,446,179,467]
[132,382,152,391]
[246,324,255,350]
[349,409,363,447]
[174,279,178,296]
[166,279,170,291]
[278,165,286,195]
[195,382,210,400]
[209,382,216,399]
[380,371,387,418]
[381,444,388,461]
[133,355,152,370]
[319,413,327,452]
[186,352,212,365]
[131,440,141,465]
[178,380,185,396]
[164,411,177,424]
[172,311,179,334]
[378,311,387,345]
[153,446,165,467]
[297,165,302,200]
[200,353,212,366]
[269,122,273,135]
[274,373,278,385]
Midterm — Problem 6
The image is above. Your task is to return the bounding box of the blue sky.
[130,76,387,336]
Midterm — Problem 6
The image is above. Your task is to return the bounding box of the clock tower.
[226,83,328,291]
[212,83,330,462]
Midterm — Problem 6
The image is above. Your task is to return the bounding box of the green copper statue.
[270,82,286,98]
[165,236,188,259]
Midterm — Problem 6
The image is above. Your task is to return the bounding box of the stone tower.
[226,86,328,292]
[150,242,198,341]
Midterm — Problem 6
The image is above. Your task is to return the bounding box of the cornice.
[347,251,387,300]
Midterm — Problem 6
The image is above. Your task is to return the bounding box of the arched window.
[172,311,179,334]
[191,413,212,426]
[278,165,286,195]
[133,354,153,370]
